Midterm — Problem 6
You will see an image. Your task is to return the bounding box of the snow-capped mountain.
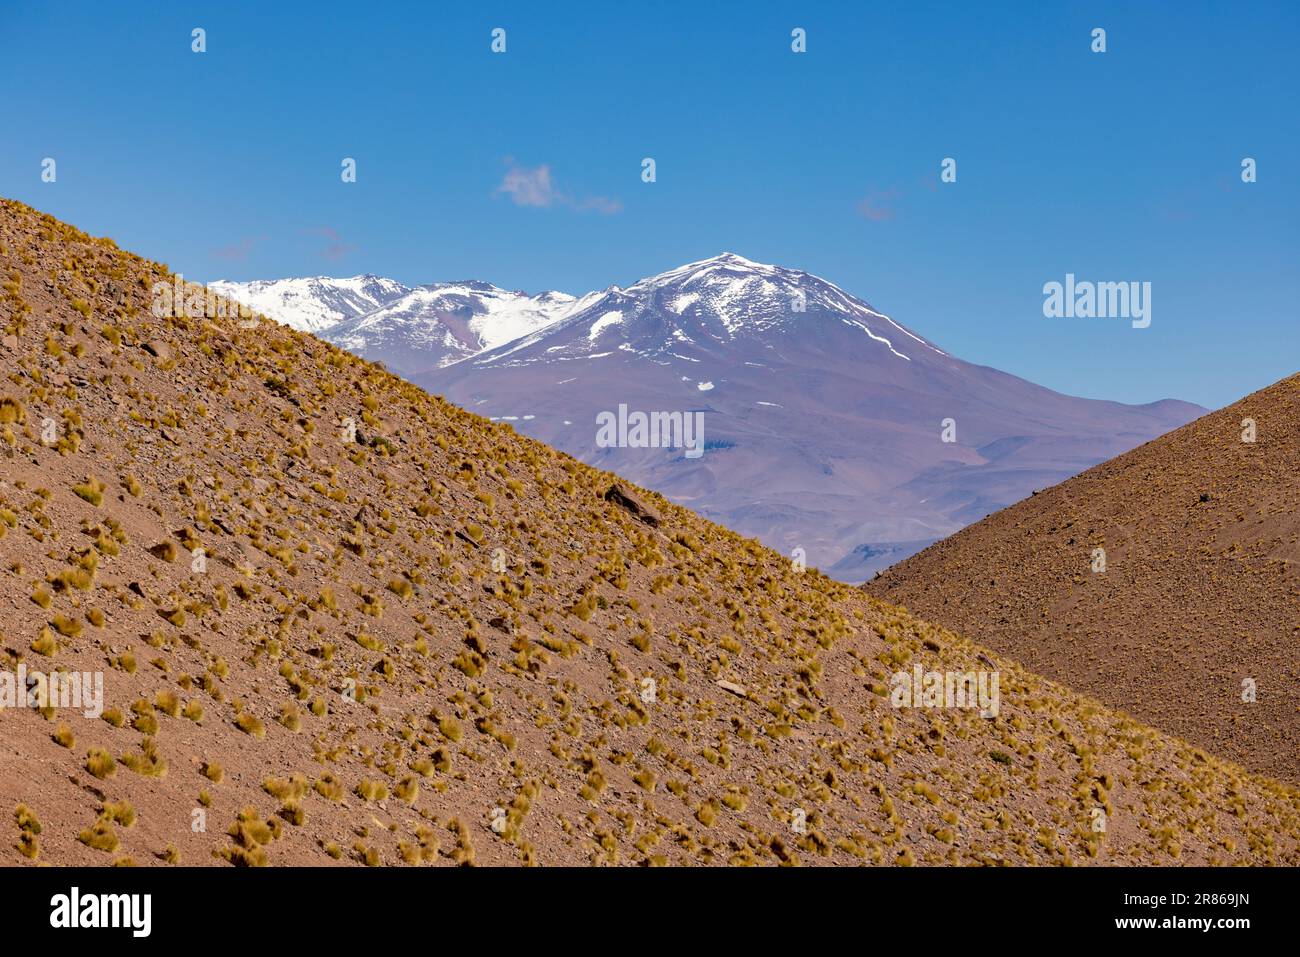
[475,251,947,367]
[207,275,579,375]
[328,282,581,375]
[420,253,1206,580]
[208,275,410,333]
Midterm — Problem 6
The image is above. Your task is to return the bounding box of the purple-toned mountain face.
[418,253,1205,580]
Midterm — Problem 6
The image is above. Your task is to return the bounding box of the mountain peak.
[632,252,787,291]
[711,251,770,267]
[422,279,501,293]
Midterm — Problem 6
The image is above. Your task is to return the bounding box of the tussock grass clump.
[235,712,265,738]
[314,773,344,801]
[119,737,167,777]
[15,804,41,834]
[218,806,280,867]
[148,541,177,562]
[438,716,463,742]
[86,747,116,779]
[277,704,301,731]
[71,477,105,506]
[262,775,308,801]
[102,800,136,827]
[155,690,180,717]
[410,757,435,777]
[52,724,75,748]
[394,775,420,804]
[448,818,476,866]
[0,397,25,424]
[355,779,389,802]
[78,819,119,853]
[131,700,158,735]
[15,804,41,859]
[695,800,719,827]
[50,614,82,638]
[30,627,58,656]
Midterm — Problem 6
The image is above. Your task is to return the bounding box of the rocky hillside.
[1,198,1296,866]
[869,373,1300,784]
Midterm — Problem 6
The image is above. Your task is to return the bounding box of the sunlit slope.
[0,197,1296,866]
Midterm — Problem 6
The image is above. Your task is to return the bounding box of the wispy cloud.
[494,162,622,215]
[496,164,559,207]
[575,195,623,215]
[210,236,264,262]
[856,188,900,222]
[303,226,357,260]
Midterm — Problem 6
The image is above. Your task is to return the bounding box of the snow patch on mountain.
[208,275,409,333]
[588,311,623,340]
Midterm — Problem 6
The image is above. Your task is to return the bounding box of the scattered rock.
[715,679,748,699]
[604,483,660,527]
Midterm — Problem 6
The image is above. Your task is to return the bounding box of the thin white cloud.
[494,162,621,215]
[496,164,559,207]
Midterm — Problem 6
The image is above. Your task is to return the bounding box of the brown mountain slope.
[0,197,1297,866]
[869,373,1300,784]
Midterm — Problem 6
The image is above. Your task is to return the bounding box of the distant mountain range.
[212,255,1206,579]
[208,276,585,374]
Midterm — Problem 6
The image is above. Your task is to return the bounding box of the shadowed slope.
[869,373,1300,783]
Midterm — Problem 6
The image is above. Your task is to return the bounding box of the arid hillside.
[1,197,1297,866]
[869,373,1300,784]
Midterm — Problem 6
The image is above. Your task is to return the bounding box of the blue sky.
[2,0,1296,409]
